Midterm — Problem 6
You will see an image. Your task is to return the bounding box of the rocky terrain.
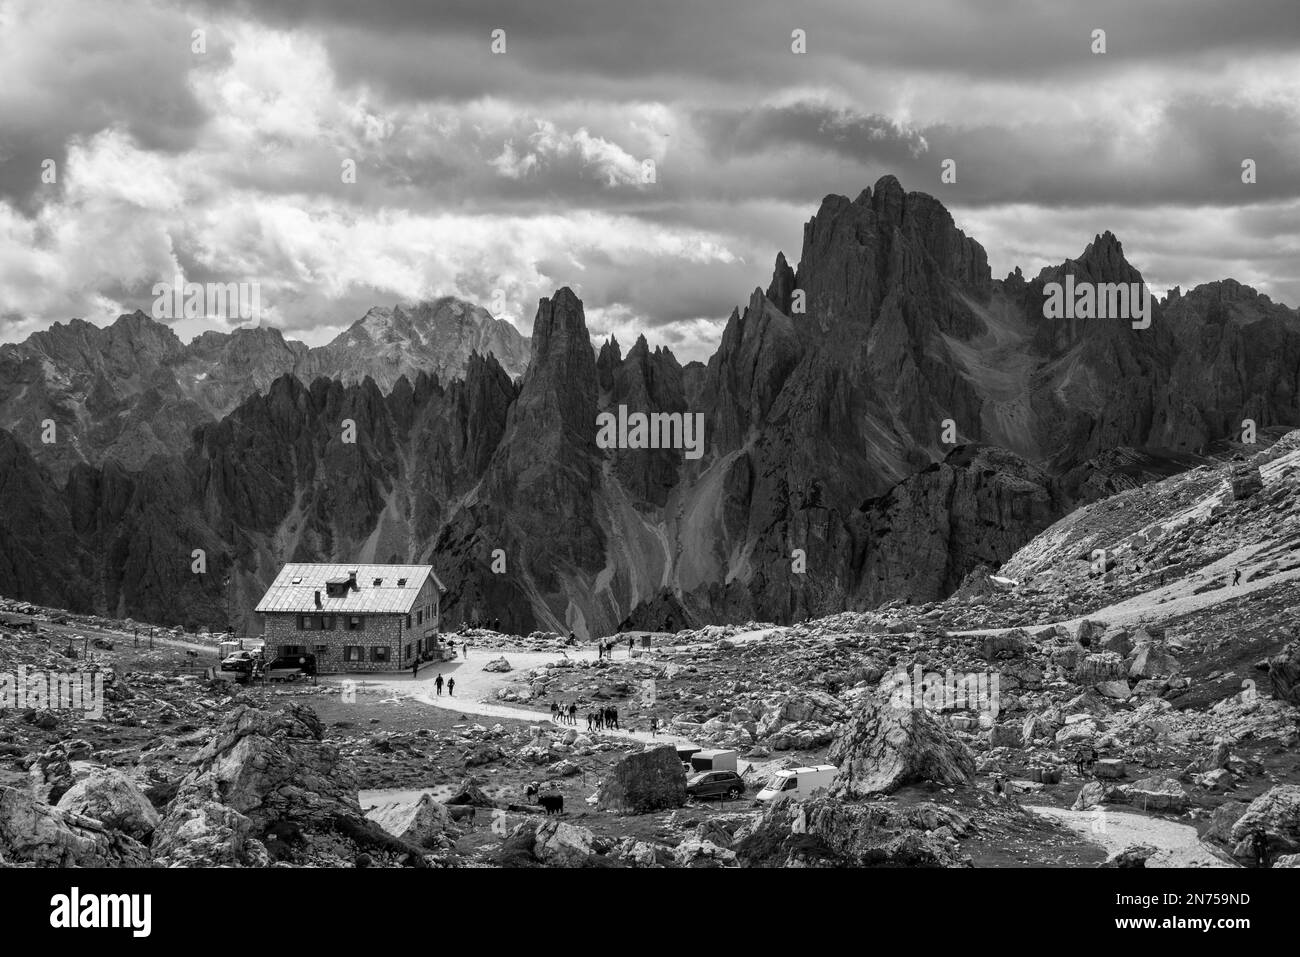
[3,430,1300,868]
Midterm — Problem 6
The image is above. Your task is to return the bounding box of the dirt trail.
[1028,805,1236,867]
[960,541,1300,636]
[334,646,700,748]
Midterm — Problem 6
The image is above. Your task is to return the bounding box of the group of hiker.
[585,706,620,732]
[595,635,638,659]
[428,672,454,695]
[459,617,502,632]
[550,701,579,725]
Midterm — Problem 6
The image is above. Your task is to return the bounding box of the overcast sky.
[1,0,1298,361]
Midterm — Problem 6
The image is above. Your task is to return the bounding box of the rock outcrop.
[0,785,150,866]
[55,767,160,842]
[153,704,428,867]
[596,745,688,814]
[1266,642,1300,705]
[829,693,976,797]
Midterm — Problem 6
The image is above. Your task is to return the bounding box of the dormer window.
[373,578,383,587]
[397,578,407,587]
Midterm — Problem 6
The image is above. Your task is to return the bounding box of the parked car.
[754,765,837,805]
[264,654,317,681]
[686,770,746,801]
[220,650,257,673]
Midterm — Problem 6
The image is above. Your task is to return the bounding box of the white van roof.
[773,765,836,777]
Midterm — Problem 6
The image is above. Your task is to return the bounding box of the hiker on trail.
[628,637,634,655]
[992,776,1003,799]
[649,717,658,737]
[1074,751,1086,777]
[610,706,619,730]
[463,641,470,659]
[550,701,559,721]
[435,673,444,696]
[1233,568,1242,586]
[567,703,577,724]
[411,659,419,679]
[447,677,455,696]
[1252,828,1270,867]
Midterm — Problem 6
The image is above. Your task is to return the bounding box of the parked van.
[754,765,837,804]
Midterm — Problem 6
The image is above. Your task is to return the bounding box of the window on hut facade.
[371,646,391,663]
[346,615,365,631]
[344,646,364,662]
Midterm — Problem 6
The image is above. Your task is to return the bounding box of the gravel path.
[1028,805,1236,867]
[330,646,699,748]
[958,541,1300,636]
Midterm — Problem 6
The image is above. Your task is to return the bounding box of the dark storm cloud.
[684,97,1300,211]
[695,104,928,167]
[0,1,224,207]
[196,0,1300,96]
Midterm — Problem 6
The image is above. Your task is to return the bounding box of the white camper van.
[754,765,837,804]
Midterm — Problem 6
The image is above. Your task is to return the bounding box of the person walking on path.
[550,701,559,722]
[567,702,577,725]
[447,676,456,696]
[628,637,635,656]
[411,658,420,680]
[1233,568,1242,586]
[1252,827,1270,867]
[649,716,658,738]
[463,640,470,659]
[435,673,444,696]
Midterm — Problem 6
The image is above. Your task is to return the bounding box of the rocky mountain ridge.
[0,297,530,480]
[2,175,1299,636]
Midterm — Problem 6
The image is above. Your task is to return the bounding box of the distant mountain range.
[0,297,530,479]
[2,175,1298,637]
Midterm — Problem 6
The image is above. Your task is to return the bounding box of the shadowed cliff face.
[4,176,1300,636]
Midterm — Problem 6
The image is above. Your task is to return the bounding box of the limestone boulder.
[828,694,975,797]
[597,746,687,813]
[1230,785,1300,855]
[367,793,458,847]
[0,785,149,867]
[1266,642,1300,705]
[55,767,160,842]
